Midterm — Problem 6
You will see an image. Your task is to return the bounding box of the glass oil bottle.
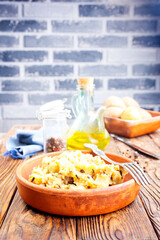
[67,78,110,150]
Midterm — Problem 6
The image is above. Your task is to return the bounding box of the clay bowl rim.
[104,110,160,124]
[16,150,139,197]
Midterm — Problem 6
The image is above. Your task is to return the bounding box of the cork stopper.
[77,78,94,89]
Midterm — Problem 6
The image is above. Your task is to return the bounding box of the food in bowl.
[103,96,126,110]
[122,96,139,108]
[120,107,152,120]
[104,96,152,120]
[139,108,152,120]
[103,107,124,119]
[29,151,127,190]
[121,106,142,120]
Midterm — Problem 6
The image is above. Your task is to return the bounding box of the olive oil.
[67,78,110,151]
[67,130,110,150]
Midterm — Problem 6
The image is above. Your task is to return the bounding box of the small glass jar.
[37,100,70,153]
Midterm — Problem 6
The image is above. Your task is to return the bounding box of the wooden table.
[0,125,160,240]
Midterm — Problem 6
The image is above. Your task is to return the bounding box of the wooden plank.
[0,192,76,240]
[0,125,41,227]
[150,129,160,149]
[112,133,160,237]
[77,197,158,240]
[0,125,21,227]
[139,187,160,237]
[148,129,160,191]
[0,155,20,228]
[104,136,120,154]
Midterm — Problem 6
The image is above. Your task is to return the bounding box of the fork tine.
[132,163,160,195]
[132,163,150,184]
[127,163,160,196]
[125,164,160,208]
[121,164,141,185]
[124,164,144,186]
[124,163,146,185]
[126,163,148,185]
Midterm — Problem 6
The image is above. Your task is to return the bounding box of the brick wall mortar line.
[74,65,78,76]
[23,47,126,51]
[18,3,22,18]
[155,78,160,91]
[103,50,108,63]
[47,19,51,33]
[2,76,150,80]
[23,93,28,105]
[23,62,75,66]
[1,106,4,119]
[102,18,106,34]
[69,17,159,21]
[0,63,21,67]
[19,35,23,49]
[1,89,155,96]
[0,16,159,21]
[50,79,55,93]
[0,17,48,21]
[73,36,78,50]
[156,49,160,62]
[25,62,126,67]
[0,47,131,52]
[127,65,132,78]
[3,76,156,81]
[0,30,48,35]
[103,78,108,91]
[105,0,133,4]
[105,32,159,37]
[20,64,24,78]
[158,20,160,33]
[48,50,53,63]
[77,33,160,38]
[101,89,159,95]
[11,32,160,37]
[78,2,110,6]
[129,3,134,18]
[0,32,157,37]
[128,35,132,48]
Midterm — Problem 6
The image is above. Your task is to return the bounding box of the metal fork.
[84,143,160,208]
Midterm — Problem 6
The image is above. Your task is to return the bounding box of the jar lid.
[78,78,94,86]
[37,99,71,120]
[77,78,94,90]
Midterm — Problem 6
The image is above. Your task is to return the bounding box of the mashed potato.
[29,151,127,190]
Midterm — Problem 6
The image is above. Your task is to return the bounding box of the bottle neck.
[77,85,94,112]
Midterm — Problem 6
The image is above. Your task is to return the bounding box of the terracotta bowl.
[104,110,160,138]
[15,151,140,216]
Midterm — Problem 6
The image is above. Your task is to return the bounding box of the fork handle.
[85,144,121,166]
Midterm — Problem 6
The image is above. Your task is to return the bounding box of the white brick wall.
[0,0,160,132]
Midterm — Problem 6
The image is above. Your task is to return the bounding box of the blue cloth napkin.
[3,128,43,159]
